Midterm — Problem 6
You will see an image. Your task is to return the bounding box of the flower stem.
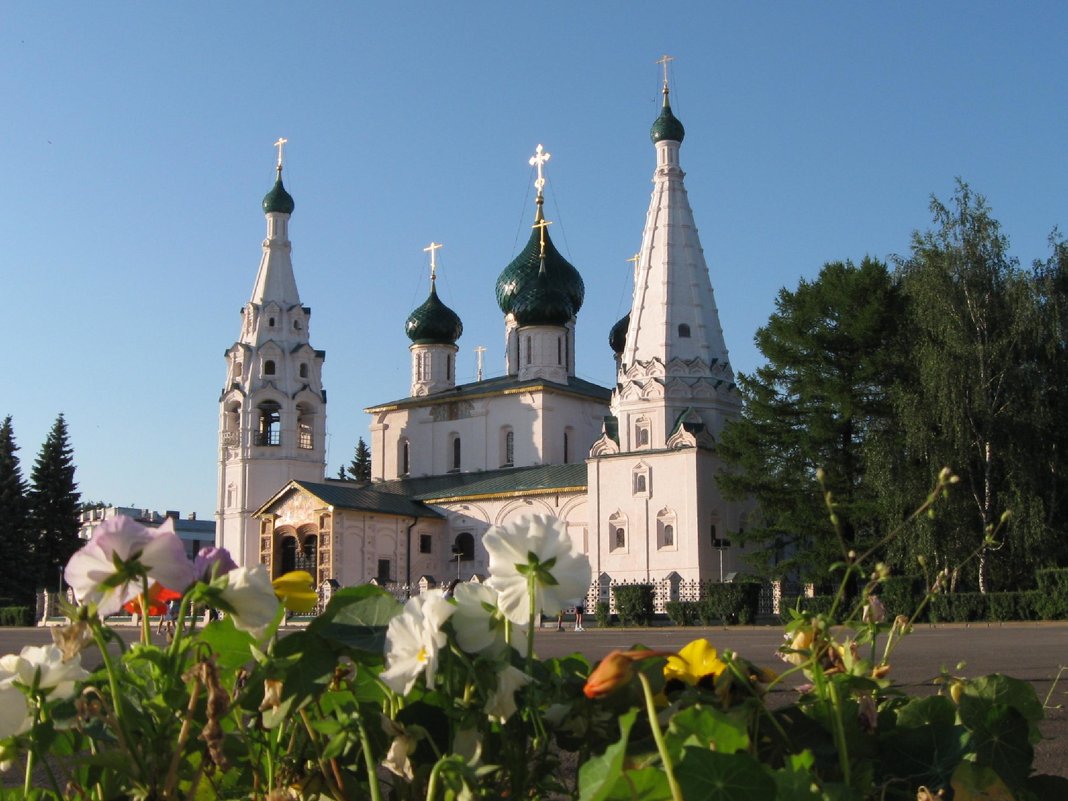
[637,672,683,801]
[827,678,852,786]
[525,570,537,674]
[353,708,384,801]
[140,575,151,646]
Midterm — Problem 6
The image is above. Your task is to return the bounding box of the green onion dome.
[405,284,463,345]
[262,173,295,214]
[511,263,575,327]
[496,205,585,317]
[609,312,630,354]
[650,93,685,145]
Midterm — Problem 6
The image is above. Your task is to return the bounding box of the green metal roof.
[287,481,444,518]
[364,373,611,412]
[262,173,295,214]
[405,284,463,345]
[609,312,630,354]
[372,462,589,502]
[511,263,574,326]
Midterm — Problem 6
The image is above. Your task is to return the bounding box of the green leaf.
[195,616,256,671]
[306,585,400,655]
[968,704,1033,789]
[951,762,1015,801]
[772,751,823,801]
[667,704,749,755]
[674,748,776,801]
[600,767,672,800]
[578,708,638,801]
[894,694,958,729]
[960,674,1044,742]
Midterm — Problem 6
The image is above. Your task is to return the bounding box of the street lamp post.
[712,537,731,582]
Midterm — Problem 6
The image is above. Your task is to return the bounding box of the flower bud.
[584,650,667,699]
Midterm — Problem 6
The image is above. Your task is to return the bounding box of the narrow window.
[299,363,308,378]
[446,353,453,381]
[563,431,569,464]
[452,436,461,471]
[635,474,647,493]
[678,323,691,338]
[525,336,532,365]
[557,337,562,365]
[256,401,281,446]
[615,528,626,549]
[664,525,674,547]
[280,537,298,574]
[400,439,410,476]
[264,360,276,376]
[268,317,276,327]
[377,559,392,583]
[504,429,514,467]
[419,534,433,554]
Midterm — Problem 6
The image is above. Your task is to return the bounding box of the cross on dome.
[474,345,486,382]
[532,217,553,258]
[656,54,674,89]
[529,144,551,195]
[274,137,288,169]
[423,241,443,281]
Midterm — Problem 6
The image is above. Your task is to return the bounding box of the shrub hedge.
[0,606,32,627]
[665,601,700,626]
[612,584,655,627]
[595,601,613,628]
[1034,568,1068,619]
[698,582,761,625]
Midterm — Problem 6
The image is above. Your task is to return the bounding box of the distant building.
[218,75,751,602]
[78,507,216,562]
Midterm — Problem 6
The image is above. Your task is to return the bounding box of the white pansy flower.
[484,665,532,723]
[0,683,31,739]
[64,516,196,617]
[380,590,454,695]
[484,515,592,625]
[0,645,88,702]
[218,565,281,638]
[452,583,528,657]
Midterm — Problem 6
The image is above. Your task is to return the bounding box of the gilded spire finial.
[529,144,551,198]
[423,241,443,283]
[627,252,640,275]
[273,137,288,172]
[656,54,674,103]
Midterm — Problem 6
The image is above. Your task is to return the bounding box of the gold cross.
[273,137,288,168]
[656,54,674,87]
[529,144,551,194]
[423,241,443,281]
[627,253,640,269]
[533,218,553,257]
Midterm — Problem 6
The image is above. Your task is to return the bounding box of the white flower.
[380,590,455,695]
[863,595,887,624]
[484,665,532,723]
[64,515,196,617]
[218,565,280,638]
[452,583,528,657]
[0,645,88,702]
[0,683,31,739]
[484,514,592,625]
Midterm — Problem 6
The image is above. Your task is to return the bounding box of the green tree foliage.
[347,437,372,483]
[0,416,31,604]
[28,414,81,592]
[892,183,1048,592]
[717,258,904,581]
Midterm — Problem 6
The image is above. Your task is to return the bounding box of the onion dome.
[262,170,295,214]
[496,200,585,317]
[405,284,463,344]
[609,312,630,354]
[650,88,685,145]
[511,261,574,327]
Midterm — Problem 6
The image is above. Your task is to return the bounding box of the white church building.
[216,77,751,608]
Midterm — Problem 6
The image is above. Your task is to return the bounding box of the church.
[215,74,750,610]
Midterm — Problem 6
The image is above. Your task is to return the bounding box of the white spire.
[249,145,300,309]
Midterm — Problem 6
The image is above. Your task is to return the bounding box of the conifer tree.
[0,416,30,603]
[347,437,372,483]
[28,414,81,592]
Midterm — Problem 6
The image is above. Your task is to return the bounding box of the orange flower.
[584,649,672,699]
[122,583,181,616]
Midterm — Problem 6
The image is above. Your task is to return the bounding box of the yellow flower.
[663,639,727,686]
[272,571,317,613]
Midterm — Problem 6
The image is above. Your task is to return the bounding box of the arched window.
[255,401,281,446]
[634,474,647,493]
[657,508,677,550]
[446,353,453,381]
[268,317,276,327]
[450,435,461,471]
[297,403,314,449]
[609,512,627,552]
[636,420,650,448]
[399,439,410,476]
[501,428,514,467]
[452,532,475,562]
[264,360,276,376]
[678,323,691,338]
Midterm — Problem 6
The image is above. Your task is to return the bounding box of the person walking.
[573,602,585,632]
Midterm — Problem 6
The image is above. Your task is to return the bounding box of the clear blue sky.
[1,3,1065,519]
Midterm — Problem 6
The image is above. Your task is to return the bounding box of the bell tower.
[216,139,327,568]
